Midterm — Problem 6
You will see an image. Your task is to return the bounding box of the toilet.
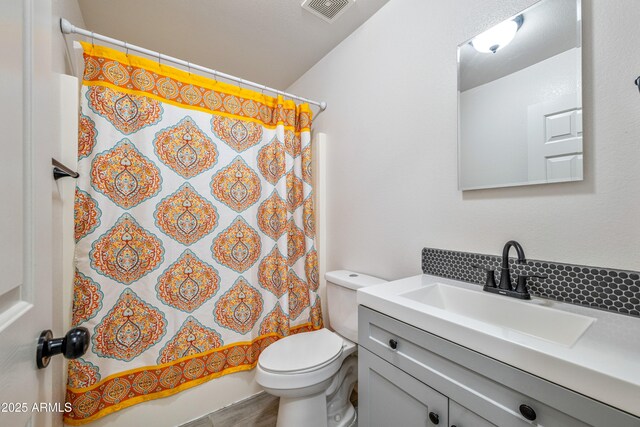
[256,270,387,427]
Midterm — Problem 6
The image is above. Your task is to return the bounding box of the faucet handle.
[515,273,548,294]
[471,264,497,288]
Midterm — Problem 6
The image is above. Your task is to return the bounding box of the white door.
[0,1,59,426]
[528,95,583,183]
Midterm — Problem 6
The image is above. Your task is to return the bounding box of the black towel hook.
[635,76,640,93]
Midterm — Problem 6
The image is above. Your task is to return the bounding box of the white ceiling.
[76,0,391,90]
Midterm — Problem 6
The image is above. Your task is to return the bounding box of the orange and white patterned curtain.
[65,42,322,424]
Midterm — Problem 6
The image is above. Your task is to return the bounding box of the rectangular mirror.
[458,0,582,190]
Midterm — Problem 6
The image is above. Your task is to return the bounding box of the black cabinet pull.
[519,404,537,421]
[428,411,439,424]
[389,339,398,350]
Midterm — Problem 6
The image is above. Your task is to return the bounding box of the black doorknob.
[429,411,440,424]
[36,327,90,369]
[519,404,537,421]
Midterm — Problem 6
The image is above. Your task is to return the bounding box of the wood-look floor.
[180,388,358,427]
[180,392,279,427]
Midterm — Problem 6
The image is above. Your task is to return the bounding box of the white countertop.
[357,274,640,417]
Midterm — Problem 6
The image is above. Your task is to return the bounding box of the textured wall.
[288,0,640,282]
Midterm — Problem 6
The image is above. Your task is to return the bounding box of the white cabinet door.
[0,0,57,426]
[359,348,448,427]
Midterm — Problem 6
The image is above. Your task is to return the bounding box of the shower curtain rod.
[60,18,327,112]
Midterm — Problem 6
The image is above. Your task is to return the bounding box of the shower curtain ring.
[90,32,95,47]
[124,41,129,57]
[158,52,161,68]
[187,62,191,77]
[213,70,218,84]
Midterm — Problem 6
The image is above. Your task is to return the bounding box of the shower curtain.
[65,42,322,425]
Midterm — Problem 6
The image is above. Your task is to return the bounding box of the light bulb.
[471,19,519,54]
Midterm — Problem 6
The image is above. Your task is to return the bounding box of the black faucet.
[473,240,546,300]
[499,240,526,291]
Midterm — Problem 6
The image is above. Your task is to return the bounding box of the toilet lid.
[258,329,344,373]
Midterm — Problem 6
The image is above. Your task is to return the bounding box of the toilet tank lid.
[325,270,387,290]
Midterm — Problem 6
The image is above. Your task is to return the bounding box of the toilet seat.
[256,329,349,391]
[258,329,344,374]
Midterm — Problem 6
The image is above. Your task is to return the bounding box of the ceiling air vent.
[301,0,355,23]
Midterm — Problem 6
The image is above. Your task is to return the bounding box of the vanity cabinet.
[360,348,500,427]
[358,306,639,427]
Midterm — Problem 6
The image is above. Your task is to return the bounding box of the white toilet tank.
[325,270,387,343]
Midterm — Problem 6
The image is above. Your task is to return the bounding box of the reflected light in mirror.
[472,15,523,54]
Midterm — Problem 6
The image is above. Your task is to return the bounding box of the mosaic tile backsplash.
[422,248,640,317]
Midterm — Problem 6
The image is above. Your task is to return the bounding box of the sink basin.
[399,283,595,347]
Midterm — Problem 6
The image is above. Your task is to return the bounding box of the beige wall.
[52,0,85,75]
[288,0,640,284]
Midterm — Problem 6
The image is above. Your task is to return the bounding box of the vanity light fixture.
[471,15,524,54]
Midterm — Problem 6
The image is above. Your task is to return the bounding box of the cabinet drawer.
[359,306,638,427]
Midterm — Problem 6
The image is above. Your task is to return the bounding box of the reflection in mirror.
[458,0,582,190]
